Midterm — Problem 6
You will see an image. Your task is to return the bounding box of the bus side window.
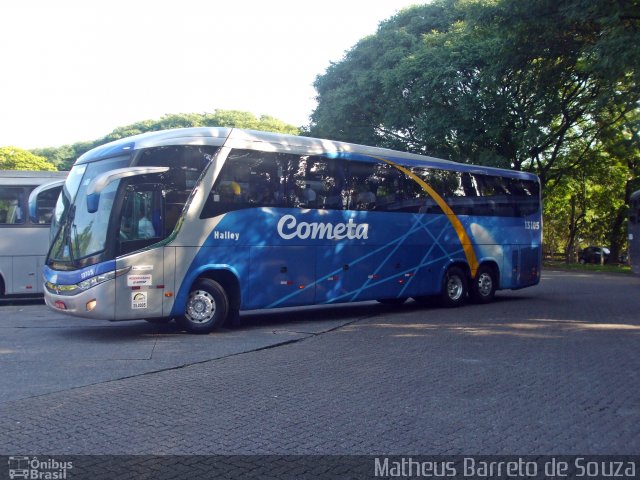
[0,187,26,225]
[297,157,347,210]
[202,150,286,217]
[34,186,62,224]
[346,161,377,211]
[117,187,164,255]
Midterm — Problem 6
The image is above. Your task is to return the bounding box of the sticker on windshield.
[132,292,148,309]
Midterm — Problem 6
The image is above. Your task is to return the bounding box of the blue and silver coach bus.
[40,128,541,333]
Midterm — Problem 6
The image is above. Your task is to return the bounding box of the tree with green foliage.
[310,0,639,262]
[311,0,639,177]
[32,110,300,171]
[0,146,57,171]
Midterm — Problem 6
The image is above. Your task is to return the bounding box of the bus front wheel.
[440,266,468,307]
[178,278,229,334]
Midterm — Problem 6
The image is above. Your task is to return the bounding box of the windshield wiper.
[61,204,76,263]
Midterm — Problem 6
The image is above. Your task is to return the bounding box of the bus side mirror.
[28,179,66,223]
[86,166,170,214]
[86,193,100,214]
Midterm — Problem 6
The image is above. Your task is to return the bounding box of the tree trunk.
[565,196,578,263]
[609,179,635,264]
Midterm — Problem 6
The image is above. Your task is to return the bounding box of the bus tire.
[376,297,407,305]
[470,265,497,304]
[440,266,468,308]
[178,278,229,334]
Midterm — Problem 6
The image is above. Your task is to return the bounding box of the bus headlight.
[77,266,131,291]
[45,282,80,295]
[46,266,131,295]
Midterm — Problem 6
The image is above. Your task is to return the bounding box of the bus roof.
[0,170,67,185]
[76,127,539,181]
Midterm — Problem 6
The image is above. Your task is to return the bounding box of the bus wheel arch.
[203,269,241,311]
[440,262,470,307]
[470,261,499,304]
[176,269,240,333]
[0,275,4,296]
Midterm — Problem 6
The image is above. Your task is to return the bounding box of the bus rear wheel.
[440,266,468,307]
[178,278,229,334]
[470,265,497,304]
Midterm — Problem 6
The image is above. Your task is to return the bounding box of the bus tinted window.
[298,155,348,210]
[203,150,285,217]
[136,145,218,234]
[409,168,539,217]
[347,161,377,210]
[202,150,350,217]
[201,150,539,218]
[34,185,62,224]
[0,187,26,224]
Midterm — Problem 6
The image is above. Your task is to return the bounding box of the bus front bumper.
[44,287,116,321]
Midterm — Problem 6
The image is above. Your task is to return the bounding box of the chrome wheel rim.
[477,272,493,296]
[447,275,464,301]
[186,289,216,324]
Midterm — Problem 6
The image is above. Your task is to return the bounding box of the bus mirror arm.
[27,179,66,223]
[86,167,169,213]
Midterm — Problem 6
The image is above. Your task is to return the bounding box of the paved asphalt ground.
[0,270,639,458]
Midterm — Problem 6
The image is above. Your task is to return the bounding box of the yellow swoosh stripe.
[368,155,479,277]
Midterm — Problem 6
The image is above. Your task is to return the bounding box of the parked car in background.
[578,246,610,264]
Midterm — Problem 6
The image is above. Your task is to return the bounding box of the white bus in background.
[0,170,67,297]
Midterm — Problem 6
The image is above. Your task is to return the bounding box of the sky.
[0,0,420,149]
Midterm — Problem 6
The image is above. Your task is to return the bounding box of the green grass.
[544,260,633,274]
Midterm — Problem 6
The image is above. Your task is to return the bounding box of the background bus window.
[34,186,62,224]
[0,187,25,224]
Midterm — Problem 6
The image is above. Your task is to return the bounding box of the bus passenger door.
[248,246,315,308]
[114,185,166,320]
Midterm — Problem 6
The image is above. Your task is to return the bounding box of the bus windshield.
[49,155,132,267]
[47,145,218,270]
[50,164,86,244]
